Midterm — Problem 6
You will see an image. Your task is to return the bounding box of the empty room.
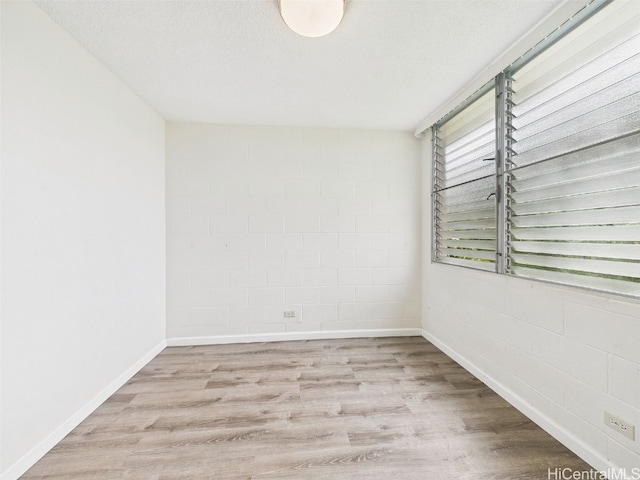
[1,0,639,478]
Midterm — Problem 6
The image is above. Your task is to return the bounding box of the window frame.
[430,0,640,299]
[431,80,498,271]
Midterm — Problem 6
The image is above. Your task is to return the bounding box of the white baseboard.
[167,328,423,346]
[1,339,167,480]
[421,329,619,475]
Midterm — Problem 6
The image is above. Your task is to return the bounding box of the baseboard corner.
[420,329,618,475]
[1,339,166,480]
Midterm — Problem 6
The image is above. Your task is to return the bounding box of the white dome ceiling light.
[278,0,345,38]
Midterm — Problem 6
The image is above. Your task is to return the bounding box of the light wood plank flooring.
[21,337,596,479]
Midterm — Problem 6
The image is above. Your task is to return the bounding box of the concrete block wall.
[166,123,421,339]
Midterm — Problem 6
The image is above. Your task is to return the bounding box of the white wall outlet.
[604,411,635,441]
[284,310,296,318]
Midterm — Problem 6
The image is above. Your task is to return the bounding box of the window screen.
[507,0,640,296]
[432,86,497,271]
[431,0,640,298]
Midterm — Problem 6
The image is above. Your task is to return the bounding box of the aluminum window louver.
[430,0,640,298]
[506,0,640,296]
[432,86,497,271]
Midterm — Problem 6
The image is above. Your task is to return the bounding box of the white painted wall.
[166,123,421,341]
[0,2,166,478]
[421,131,640,473]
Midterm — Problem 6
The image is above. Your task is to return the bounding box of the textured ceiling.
[34,0,565,131]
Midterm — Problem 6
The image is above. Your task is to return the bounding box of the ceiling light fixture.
[278,0,345,38]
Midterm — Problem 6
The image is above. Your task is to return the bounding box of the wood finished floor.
[22,337,596,479]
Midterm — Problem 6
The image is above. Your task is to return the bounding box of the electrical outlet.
[604,411,635,441]
[284,310,296,318]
